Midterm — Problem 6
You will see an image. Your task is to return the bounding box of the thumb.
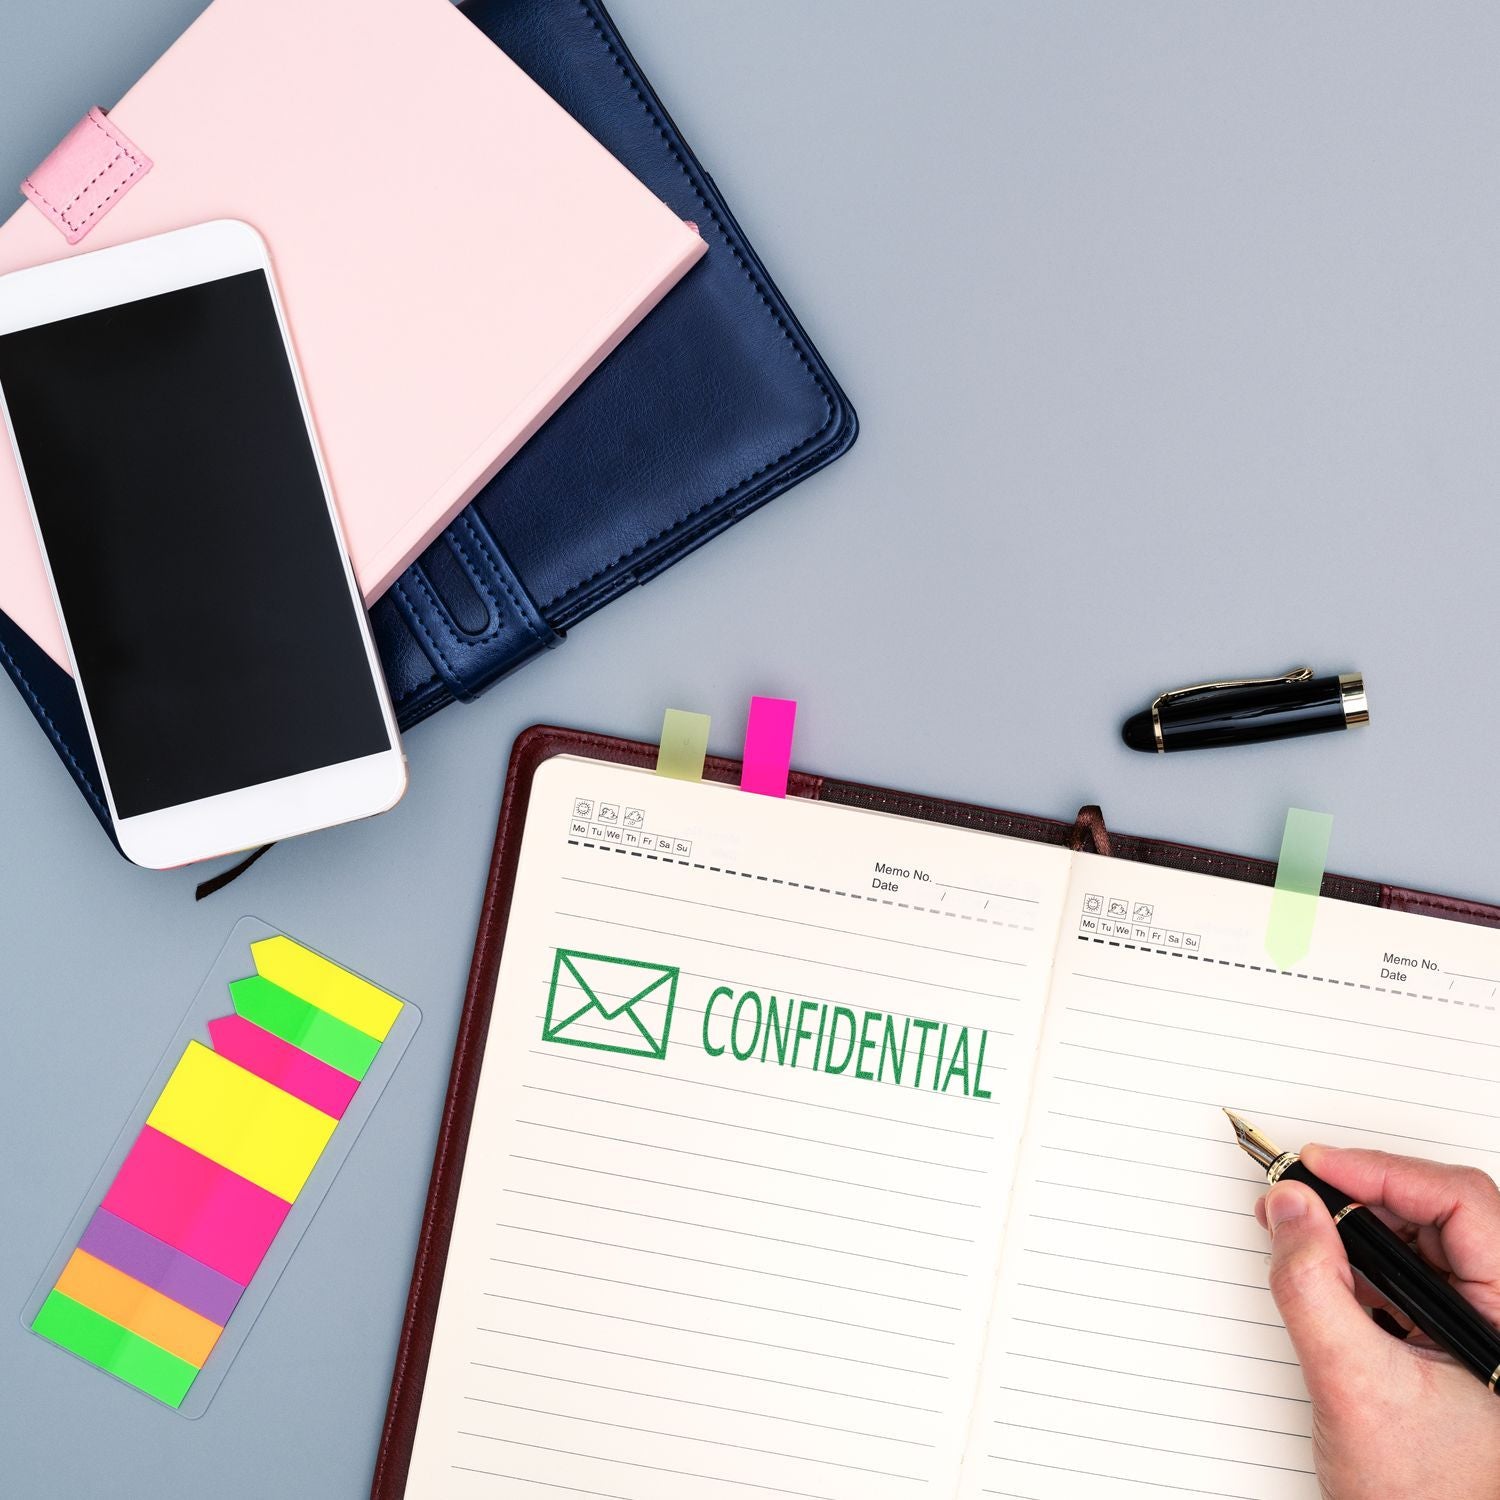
[1264,1181,1393,1410]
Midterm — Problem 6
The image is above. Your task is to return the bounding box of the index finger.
[1301,1144,1500,1287]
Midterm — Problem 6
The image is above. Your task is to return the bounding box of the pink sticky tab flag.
[741,696,798,798]
[102,1128,290,1287]
[207,1015,358,1119]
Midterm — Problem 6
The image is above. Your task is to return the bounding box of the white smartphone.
[0,220,406,868]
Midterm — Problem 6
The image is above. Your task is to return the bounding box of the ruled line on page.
[1063,1005,1500,1087]
[994,1422,1314,1476]
[1001,1352,1309,1406]
[518,1082,992,1172]
[454,1435,843,1499]
[512,1121,986,1207]
[480,1301,951,1379]
[979,1457,1258,1499]
[1007,1320,1299,1368]
[1012,1284,1282,1332]
[500,1191,971,1276]
[463,1400,929,1481]
[1038,1143,1261,1185]
[527,1048,1002,1138]
[1072,971,1500,1050]
[1020,1247,1271,1294]
[450,1465,641,1499]
[463,1371,941,1447]
[932,881,1037,905]
[490,1231,965,1311]
[505,1155,979,1242]
[487,1262,956,1344]
[1024,1216,1264,1258]
[1059,1040,1500,1124]
[472,1343,946,1413]
[1031,1180,1255,1218]
[989,1389,1305,1440]
[1046,1077,1500,1160]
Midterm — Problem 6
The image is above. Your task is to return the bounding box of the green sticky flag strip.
[32,1291,198,1408]
[656,708,710,782]
[229,976,380,1080]
[1265,808,1333,968]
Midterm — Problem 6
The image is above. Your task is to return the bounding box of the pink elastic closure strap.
[22,107,152,245]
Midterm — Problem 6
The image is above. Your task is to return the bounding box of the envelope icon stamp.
[542,950,679,1061]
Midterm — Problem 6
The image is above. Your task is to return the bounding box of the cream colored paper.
[404,756,1072,1497]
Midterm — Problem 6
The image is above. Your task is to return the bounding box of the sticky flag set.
[24,920,417,1415]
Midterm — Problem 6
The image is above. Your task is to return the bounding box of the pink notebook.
[0,0,705,671]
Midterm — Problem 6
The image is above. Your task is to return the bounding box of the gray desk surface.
[3,2,1497,1495]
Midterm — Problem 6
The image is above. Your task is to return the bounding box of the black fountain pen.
[1123,666,1369,753]
[1226,1111,1500,1393]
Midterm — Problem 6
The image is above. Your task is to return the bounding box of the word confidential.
[701,985,994,1099]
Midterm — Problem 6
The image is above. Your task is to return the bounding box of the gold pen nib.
[1223,1108,1282,1171]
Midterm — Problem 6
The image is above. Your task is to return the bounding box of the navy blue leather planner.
[0,0,856,847]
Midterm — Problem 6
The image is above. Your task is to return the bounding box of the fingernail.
[1266,1186,1307,1233]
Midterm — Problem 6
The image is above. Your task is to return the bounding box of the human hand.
[1258,1145,1500,1500]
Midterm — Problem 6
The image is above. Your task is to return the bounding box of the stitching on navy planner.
[0,633,108,819]
[542,0,842,616]
[1075,933,1495,1012]
[438,525,509,646]
[433,514,546,651]
[462,514,549,647]
[391,667,441,708]
[568,837,1036,932]
[394,574,459,680]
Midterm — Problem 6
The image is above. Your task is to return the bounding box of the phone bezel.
[0,219,406,868]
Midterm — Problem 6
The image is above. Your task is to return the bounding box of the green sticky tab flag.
[1266,808,1333,968]
[229,975,380,1080]
[656,708,710,782]
[32,1291,198,1408]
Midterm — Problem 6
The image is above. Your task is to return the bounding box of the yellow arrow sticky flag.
[251,936,403,1041]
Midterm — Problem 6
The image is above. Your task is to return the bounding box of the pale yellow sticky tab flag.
[251,936,402,1041]
[146,1043,337,1202]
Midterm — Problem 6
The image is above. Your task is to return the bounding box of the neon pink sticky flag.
[102,1128,290,1286]
[741,696,798,798]
[207,1015,358,1119]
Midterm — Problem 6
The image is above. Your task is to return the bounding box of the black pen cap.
[1121,711,1156,752]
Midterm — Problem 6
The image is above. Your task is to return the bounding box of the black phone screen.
[0,269,391,818]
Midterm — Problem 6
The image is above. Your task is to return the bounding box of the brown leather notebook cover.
[370,723,1500,1496]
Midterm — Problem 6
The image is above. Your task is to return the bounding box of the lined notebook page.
[402,757,1073,1498]
[961,851,1500,1500]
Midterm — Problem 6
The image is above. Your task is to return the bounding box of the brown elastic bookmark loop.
[194,843,274,900]
[1068,805,1112,857]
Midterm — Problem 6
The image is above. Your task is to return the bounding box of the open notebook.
[375,728,1500,1500]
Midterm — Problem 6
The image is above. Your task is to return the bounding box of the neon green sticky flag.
[1266,808,1333,968]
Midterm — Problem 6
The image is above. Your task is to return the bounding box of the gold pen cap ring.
[1339,673,1370,728]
